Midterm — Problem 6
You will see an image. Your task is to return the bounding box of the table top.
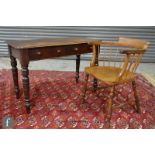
[7,38,98,49]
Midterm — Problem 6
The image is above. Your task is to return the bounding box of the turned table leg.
[10,56,20,99]
[93,78,98,92]
[21,65,31,113]
[93,45,100,91]
[76,54,80,83]
[81,74,89,104]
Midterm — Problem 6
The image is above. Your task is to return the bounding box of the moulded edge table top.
[6,38,98,49]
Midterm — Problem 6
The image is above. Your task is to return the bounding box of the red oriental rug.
[0,70,155,129]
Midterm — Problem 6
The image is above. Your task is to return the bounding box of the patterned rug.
[0,70,155,129]
[142,73,155,87]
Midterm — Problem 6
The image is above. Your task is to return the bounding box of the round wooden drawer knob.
[57,49,61,53]
[74,48,79,51]
[37,52,41,55]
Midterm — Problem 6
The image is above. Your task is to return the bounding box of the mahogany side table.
[7,38,99,113]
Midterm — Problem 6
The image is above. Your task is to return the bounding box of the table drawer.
[29,44,92,60]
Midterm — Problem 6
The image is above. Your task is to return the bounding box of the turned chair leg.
[132,80,141,113]
[106,85,115,124]
[81,74,89,104]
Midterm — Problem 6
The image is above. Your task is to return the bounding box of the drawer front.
[29,43,92,60]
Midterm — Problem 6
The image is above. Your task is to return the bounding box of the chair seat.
[85,66,135,84]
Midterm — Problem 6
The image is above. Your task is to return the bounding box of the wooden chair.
[82,37,149,124]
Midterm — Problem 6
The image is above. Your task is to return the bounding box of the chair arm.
[120,49,145,54]
[90,41,123,46]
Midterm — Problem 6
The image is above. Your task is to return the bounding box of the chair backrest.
[90,37,149,81]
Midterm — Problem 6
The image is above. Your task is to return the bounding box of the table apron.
[28,44,92,60]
